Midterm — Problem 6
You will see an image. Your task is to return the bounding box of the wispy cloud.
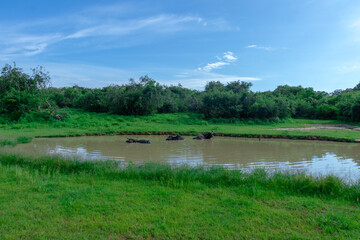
[64,15,203,40]
[246,45,276,51]
[336,63,360,72]
[0,33,62,60]
[198,51,238,72]
[0,3,217,61]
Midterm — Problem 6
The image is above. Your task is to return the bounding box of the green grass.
[0,154,359,239]
[1,109,360,238]
[0,136,33,147]
[0,108,359,145]
[1,154,360,202]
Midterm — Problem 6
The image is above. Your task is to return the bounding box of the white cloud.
[169,70,260,89]
[246,45,275,51]
[223,51,237,61]
[198,62,230,72]
[198,51,238,72]
[187,51,260,89]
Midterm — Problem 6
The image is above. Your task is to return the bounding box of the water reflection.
[6,135,360,181]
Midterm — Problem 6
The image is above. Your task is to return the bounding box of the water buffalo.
[193,132,214,140]
[166,135,185,140]
[126,138,152,144]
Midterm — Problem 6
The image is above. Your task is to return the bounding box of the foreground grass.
[0,154,360,239]
[0,108,360,144]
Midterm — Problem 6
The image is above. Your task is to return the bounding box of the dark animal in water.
[126,138,152,144]
[193,132,214,140]
[166,135,185,140]
[126,138,136,143]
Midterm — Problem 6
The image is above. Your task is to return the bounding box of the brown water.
[5,135,360,181]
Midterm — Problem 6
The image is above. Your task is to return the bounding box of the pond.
[5,135,360,181]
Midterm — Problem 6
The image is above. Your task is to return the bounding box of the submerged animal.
[126,138,152,144]
[193,132,214,140]
[166,135,185,140]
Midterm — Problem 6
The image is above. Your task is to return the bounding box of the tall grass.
[0,154,359,203]
[0,136,33,146]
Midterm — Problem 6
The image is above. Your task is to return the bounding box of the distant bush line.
[1,63,360,122]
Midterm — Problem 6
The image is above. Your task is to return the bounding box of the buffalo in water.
[166,135,185,141]
[126,138,152,144]
[193,132,214,140]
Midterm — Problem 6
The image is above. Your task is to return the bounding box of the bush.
[0,64,50,121]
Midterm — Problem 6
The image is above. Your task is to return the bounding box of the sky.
[1,0,360,92]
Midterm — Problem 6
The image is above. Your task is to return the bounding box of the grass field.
[1,108,360,146]
[0,154,359,239]
[1,109,360,239]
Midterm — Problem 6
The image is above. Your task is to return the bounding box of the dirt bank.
[274,124,360,132]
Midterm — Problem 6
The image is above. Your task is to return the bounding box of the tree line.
[1,63,360,122]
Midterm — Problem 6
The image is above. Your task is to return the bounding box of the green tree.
[0,63,50,121]
[225,81,253,93]
[353,82,360,91]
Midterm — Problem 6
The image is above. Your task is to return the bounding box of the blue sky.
[1,0,360,92]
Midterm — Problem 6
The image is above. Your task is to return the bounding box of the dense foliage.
[46,80,360,122]
[1,64,360,122]
[0,64,50,121]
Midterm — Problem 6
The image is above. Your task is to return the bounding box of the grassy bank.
[1,108,359,238]
[0,154,360,239]
[0,108,360,145]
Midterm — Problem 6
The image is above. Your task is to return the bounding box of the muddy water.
[5,135,360,181]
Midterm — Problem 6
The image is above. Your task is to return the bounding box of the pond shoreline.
[35,131,360,143]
